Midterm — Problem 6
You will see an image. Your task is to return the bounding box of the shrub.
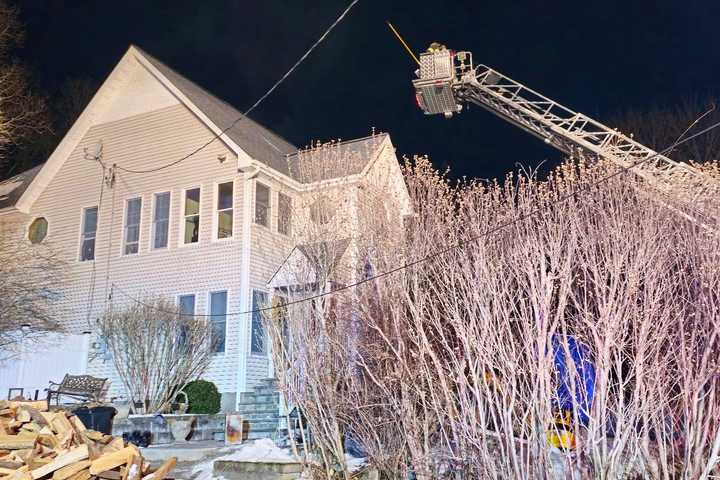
[182,379,221,414]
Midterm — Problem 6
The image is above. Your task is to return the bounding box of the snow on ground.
[191,439,300,480]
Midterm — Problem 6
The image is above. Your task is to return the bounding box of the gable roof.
[6,45,394,213]
[0,164,43,211]
[135,47,297,175]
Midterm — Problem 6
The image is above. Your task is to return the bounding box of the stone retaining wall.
[113,413,226,445]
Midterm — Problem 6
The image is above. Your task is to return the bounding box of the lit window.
[255,183,269,227]
[210,291,227,353]
[183,188,200,244]
[80,206,98,261]
[251,290,268,354]
[124,197,142,255]
[152,192,170,249]
[28,217,48,244]
[216,182,233,239]
[278,193,291,235]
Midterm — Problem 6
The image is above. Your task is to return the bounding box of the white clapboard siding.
[27,103,244,396]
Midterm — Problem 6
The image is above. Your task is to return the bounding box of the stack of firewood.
[0,400,175,480]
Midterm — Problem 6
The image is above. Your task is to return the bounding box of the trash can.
[73,406,117,434]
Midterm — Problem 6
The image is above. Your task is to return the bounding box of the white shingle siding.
[25,103,244,396]
[0,55,410,404]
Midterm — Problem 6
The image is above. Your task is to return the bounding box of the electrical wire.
[115,0,360,175]
[109,117,720,317]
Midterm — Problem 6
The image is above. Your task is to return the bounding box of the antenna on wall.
[84,140,115,188]
[84,140,104,163]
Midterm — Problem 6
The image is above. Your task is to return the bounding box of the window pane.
[124,198,141,254]
[154,220,169,249]
[210,291,227,353]
[278,193,291,235]
[251,291,267,354]
[185,188,200,216]
[185,216,199,243]
[81,238,95,261]
[126,198,141,226]
[255,183,269,226]
[178,294,195,349]
[218,210,233,239]
[217,182,233,210]
[179,295,195,317]
[83,207,98,235]
[153,193,170,249]
[81,207,98,261]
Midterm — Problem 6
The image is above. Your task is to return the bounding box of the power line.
[109,118,720,317]
[115,0,360,175]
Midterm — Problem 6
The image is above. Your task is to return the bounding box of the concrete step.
[247,420,279,431]
[237,393,279,404]
[246,429,278,441]
[236,403,278,414]
[256,377,279,385]
[240,412,279,422]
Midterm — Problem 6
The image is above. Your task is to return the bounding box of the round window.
[28,217,48,244]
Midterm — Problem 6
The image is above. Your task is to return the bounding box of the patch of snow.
[190,440,299,480]
[215,438,298,463]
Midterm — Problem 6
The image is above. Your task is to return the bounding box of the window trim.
[179,186,202,247]
[26,215,50,244]
[150,191,172,251]
[212,179,235,241]
[78,205,99,262]
[122,196,143,256]
[254,181,271,228]
[250,289,268,355]
[277,192,292,236]
[207,290,228,354]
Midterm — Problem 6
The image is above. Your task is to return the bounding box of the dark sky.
[14,0,720,180]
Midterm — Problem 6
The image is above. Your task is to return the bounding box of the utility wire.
[109,118,720,317]
[115,0,360,175]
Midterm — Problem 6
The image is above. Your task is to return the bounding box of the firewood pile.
[0,400,176,480]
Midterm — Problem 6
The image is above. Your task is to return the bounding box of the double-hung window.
[278,193,291,235]
[216,182,233,239]
[255,183,270,227]
[178,294,195,349]
[251,290,268,354]
[123,197,142,255]
[152,192,170,249]
[183,188,200,244]
[209,291,227,353]
[80,206,98,261]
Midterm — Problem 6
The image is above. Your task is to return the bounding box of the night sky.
[13,0,720,180]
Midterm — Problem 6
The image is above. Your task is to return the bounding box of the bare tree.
[97,296,216,414]
[0,229,65,355]
[0,0,49,175]
[268,147,720,479]
[610,94,720,163]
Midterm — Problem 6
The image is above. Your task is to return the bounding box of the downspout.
[235,166,258,405]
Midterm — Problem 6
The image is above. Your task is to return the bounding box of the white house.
[0,45,411,431]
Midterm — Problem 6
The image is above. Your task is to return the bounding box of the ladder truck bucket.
[412,49,461,118]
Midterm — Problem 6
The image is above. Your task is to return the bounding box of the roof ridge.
[133,45,298,174]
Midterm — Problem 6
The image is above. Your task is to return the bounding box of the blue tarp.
[551,334,596,425]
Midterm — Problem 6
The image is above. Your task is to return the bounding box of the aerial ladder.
[411,45,719,232]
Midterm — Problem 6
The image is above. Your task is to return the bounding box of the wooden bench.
[46,374,108,405]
